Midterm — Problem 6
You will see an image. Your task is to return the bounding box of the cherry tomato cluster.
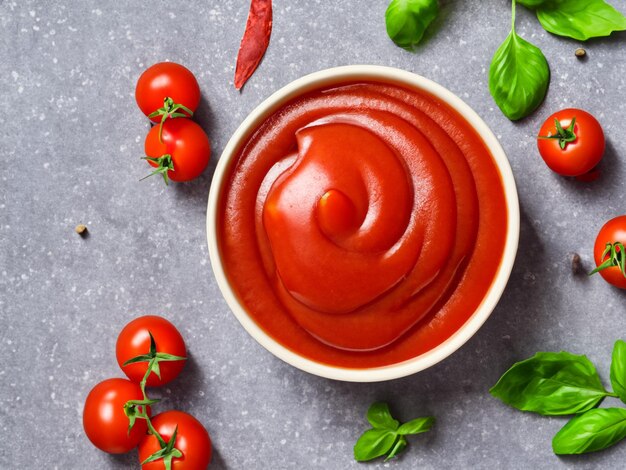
[135,63,211,184]
[83,315,212,469]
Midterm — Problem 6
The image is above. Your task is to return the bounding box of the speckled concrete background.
[1,0,626,468]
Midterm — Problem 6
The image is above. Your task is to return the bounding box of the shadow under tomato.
[603,280,626,299]
[171,93,220,207]
[193,94,217,144]
[107,448,138,467]
[171,168,214,206]
[554,139,620,194]
[206,447,228,469]
[155,353,208,408]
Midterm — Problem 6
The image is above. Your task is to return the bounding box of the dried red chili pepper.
[234,0,273,90]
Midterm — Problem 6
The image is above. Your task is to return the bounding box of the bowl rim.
[206,65,520,382]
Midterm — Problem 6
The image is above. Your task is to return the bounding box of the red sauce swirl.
[218,81,507,367]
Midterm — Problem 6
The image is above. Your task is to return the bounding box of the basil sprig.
[519,0,626,41]
[354,402,434,462]
[492,340,626,455]
[385,0,439,51]
[489,1,550,121]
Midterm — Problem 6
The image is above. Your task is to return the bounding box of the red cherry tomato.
[144,118,211,183]
[136,62,200,121]
[138,411,212,470]
[83,378,148,454]
[592,215,626,289]
[537,108,605,177]
[116,315,187,387]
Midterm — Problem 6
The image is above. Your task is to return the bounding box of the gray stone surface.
[1,0,626,468]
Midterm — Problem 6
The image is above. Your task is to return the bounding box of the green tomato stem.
[123,331,188,466]
[141,154,175,185]
[147,97,194,144]
[538,117,577,150]
[589,242,626,278]
[122,330,183,450]
[145,414,167,449]
[138,337,167,447]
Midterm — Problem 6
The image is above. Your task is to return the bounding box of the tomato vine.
[123,332,186,470]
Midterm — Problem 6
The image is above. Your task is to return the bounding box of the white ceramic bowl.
[207,65,519,382]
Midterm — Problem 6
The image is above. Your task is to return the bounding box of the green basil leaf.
[367,402,399,430]
[397,416,435,435]
[353,429,398,462]
[385,0,439,51]
[552,408,626,455]
[610,340,626,404]
[489,26,549,121]
[518,0,551,7]
[384,436,407,461]
[535,0,626,41]
[490,351,610,415]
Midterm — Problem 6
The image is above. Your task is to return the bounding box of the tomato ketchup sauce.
[217,81,507,368]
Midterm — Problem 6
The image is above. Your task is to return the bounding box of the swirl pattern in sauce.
[219,82,507,367]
